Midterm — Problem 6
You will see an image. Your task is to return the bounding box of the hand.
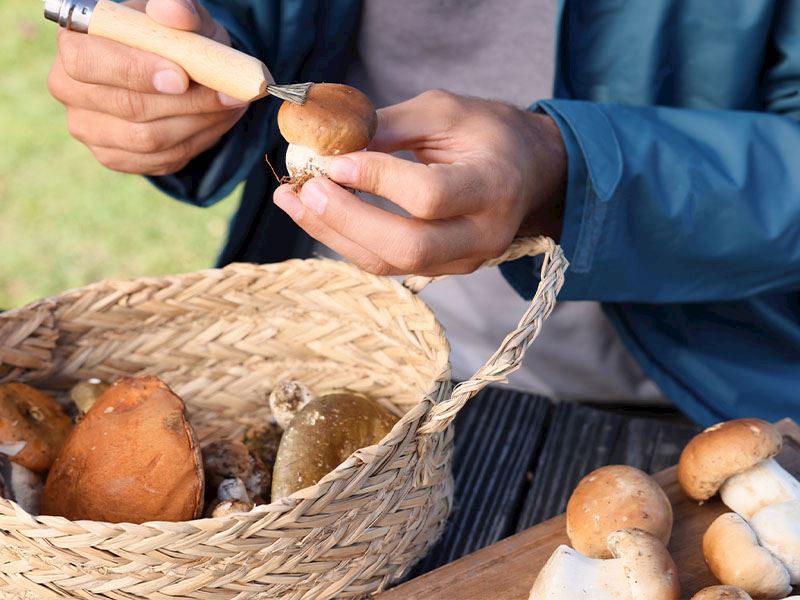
[273,90,566,276]
[48,0,248,176]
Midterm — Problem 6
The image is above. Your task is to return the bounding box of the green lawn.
[0,0,238,309]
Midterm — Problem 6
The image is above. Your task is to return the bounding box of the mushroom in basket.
[41,376,204,523]
[277,83,377,186]
[0,383,72,514]
[271,391,397,500]
[678,419,800,597]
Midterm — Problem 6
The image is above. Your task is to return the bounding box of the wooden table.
[383,418,800,600]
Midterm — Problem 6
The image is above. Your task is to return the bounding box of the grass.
[0,0,238,309]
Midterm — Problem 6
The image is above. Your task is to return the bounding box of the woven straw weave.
[0,237,566,599]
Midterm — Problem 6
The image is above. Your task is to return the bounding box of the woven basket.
[0,236,566,599]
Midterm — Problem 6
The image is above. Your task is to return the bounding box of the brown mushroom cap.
[566,465,673,559]
[702,512,791,599]
[42,376,204,523]
[607,528,681,600]
[691,586,754,600]
[0,383,71,472]
[277,83,377,155]
[678,419,782,501]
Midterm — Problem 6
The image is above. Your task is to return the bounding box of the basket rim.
[0,258,453,530]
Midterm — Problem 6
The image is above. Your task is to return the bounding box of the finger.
[145,0,228,42]
[69,106,243,153]
[368,90,465,154]
[87,115,238,175]
[294,177,491,273]
[327,151,487,219]
[49,60,246,119]
[57,28,190,94]
[273,185,403,276]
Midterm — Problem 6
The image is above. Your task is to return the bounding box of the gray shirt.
[315,0,666,403]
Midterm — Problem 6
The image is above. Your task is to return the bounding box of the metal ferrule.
[43,0,97,33]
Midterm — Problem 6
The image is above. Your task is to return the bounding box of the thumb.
[145,0,229,44]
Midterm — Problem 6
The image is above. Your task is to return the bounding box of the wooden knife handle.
[88,0,274,102]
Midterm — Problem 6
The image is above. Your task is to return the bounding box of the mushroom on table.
[529,528,680,600]
[678,419,800,597]
[566,464,673,558]
[691,585,800,600]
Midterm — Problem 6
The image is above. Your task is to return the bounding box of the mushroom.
[268,380,314,430]
[529,528,680,600]
[211,499,253,518]
[0,383,72,472]
[678,419,799,520]
[703,512,793,599]
[0,455,42,514]
[565,464,673,558]
[277,83,377,183]
[691,586,800,600]
[271,391,397,500]
[749,501,800,584]
[41,376,204,523]
[201,439,270,503]
[69,378,111,415]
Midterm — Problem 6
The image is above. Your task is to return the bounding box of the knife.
[43,0,310,104]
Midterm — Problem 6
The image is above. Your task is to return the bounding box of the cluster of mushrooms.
[0,375,397,524]
[529,418,799,600]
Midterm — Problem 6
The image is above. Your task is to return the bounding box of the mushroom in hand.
[277,83,377,185]
[529,528,680,600]
[566,464,673,558]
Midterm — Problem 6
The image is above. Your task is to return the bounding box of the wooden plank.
[410,389,551,576]
[382,419,800,600]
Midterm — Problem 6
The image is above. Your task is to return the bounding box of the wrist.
[518,112,566,241]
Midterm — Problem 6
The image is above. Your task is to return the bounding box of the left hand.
[273,89,567,276]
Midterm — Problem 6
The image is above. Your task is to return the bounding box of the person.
[47,0,800,426]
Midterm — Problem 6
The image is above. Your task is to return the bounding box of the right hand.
[48,0,248,176]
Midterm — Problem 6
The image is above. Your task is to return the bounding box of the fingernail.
[153,69,185,94]
[299,180,328,215]
[218,92,248,107]
[328,156,357,184]
[274,188,305,220]
[169,0,197,14]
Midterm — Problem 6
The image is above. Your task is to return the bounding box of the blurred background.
[0,0,237,309]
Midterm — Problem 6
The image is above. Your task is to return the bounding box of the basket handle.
[406,237,568,434]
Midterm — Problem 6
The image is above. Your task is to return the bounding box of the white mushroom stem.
[750,500,800,584]
[285,144,333,179]
[719,458,800,520]
[528,545,631,600]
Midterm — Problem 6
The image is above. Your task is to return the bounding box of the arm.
[501,2,800,303]
[499,100,800,303]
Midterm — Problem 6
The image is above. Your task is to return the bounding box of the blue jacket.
[152,0,800,426]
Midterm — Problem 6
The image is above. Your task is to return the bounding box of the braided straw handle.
[408,237,568,434]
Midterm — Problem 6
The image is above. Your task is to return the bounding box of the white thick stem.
[529,545,632,600]
[751,500,800,584]
[720,458,800,520]
[285,143,332,179]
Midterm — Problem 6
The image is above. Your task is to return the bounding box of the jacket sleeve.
[501,8,800,303]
